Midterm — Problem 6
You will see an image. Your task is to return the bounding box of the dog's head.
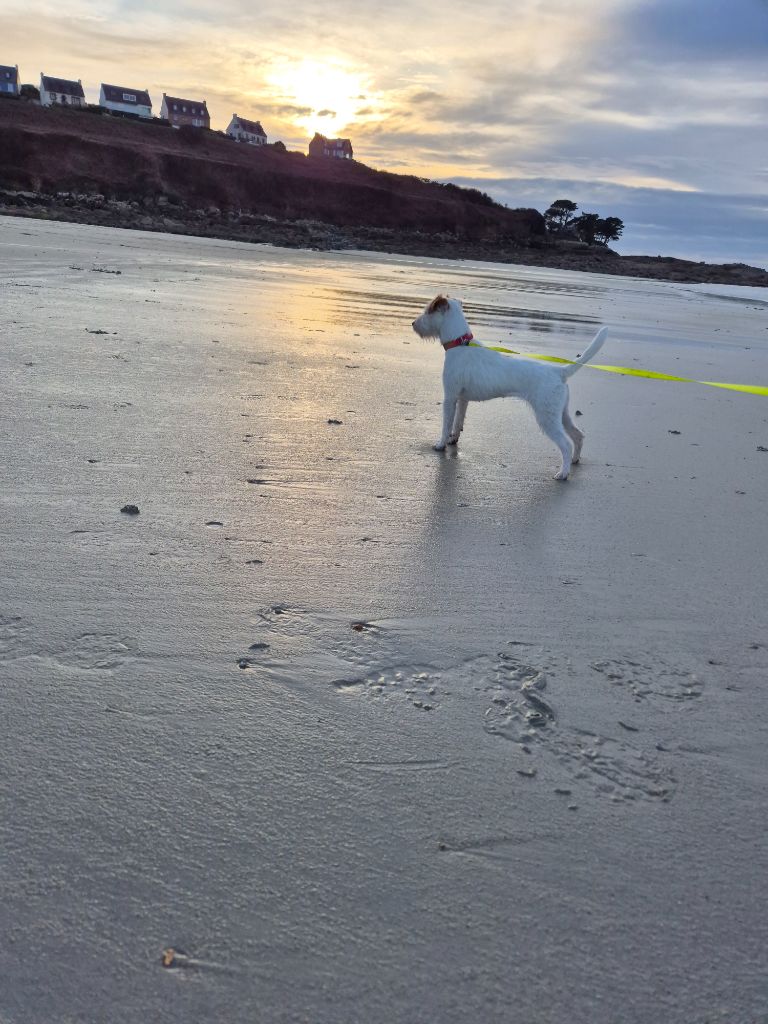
[412,295,469,343]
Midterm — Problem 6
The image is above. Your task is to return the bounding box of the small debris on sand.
[668,429,681,435]
[327,418,343,425]
[161,948,193,969]
[120,504,140,515]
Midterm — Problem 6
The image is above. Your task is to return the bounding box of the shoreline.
[3,192,767,287]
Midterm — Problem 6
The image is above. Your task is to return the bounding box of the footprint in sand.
[0,614,33,661]
[245,609,677,803]
[589,657,704,704]
[484,655,675,803]
[333,667,443,712]
[248,605,450,712]
[51,632,138,672]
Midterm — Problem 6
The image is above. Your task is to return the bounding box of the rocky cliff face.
[0,101,544,243]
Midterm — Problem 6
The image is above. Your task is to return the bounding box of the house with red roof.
[40,74,86,108]
[308,133,353,160]
[160,93,209,128]
[226,114,267,146]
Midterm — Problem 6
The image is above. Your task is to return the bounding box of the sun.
[266,58,371,137]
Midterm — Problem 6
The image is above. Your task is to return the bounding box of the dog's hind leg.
[448,396,468,445]
[434,395,458,451]
[534,391,574,480]
[562,404,584,463]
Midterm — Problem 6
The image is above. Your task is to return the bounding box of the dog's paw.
[447,434,460,446]
[433,441,447,451]
[553,469,570,481]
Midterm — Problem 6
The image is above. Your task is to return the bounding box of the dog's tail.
[560,327,608,380]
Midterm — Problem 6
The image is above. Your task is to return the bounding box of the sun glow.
[266,58,372,137]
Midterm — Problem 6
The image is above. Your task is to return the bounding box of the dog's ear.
[427,295,450,314]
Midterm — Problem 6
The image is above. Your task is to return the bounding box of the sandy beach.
[2,216,767,1023]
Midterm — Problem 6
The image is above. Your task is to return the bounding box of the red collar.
[442,332,474,351]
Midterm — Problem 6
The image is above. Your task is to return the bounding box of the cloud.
[450,175,768,267]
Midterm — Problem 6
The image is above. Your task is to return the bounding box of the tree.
[572,212,601,245]
[595,216,624,244]
[544,198,578,233]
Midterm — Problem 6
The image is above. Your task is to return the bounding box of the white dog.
[412,295,608,480]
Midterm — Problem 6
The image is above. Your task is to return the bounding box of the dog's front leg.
[434,394,458,451]
[448,396,468,445]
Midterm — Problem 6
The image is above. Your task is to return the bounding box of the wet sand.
[2,217,767,1023]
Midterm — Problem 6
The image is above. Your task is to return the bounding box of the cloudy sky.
[3,0,767,265]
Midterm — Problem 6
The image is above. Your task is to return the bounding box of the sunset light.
[265,58,375,136]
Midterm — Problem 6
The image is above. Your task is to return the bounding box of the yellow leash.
[470,342,768,397]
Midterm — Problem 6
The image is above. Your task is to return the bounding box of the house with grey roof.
[0,64,20,96]
[308,132,353,160]
[100,83,152,119]
[160,93,209,128]
[226,114,267,146]
[40,74,86,107]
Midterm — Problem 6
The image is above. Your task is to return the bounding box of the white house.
[226,114,267,146]
[100,83,152,119]
[0,65,20,96]
[40,74,86,107]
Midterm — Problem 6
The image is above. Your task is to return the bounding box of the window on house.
[123,93,136,102]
